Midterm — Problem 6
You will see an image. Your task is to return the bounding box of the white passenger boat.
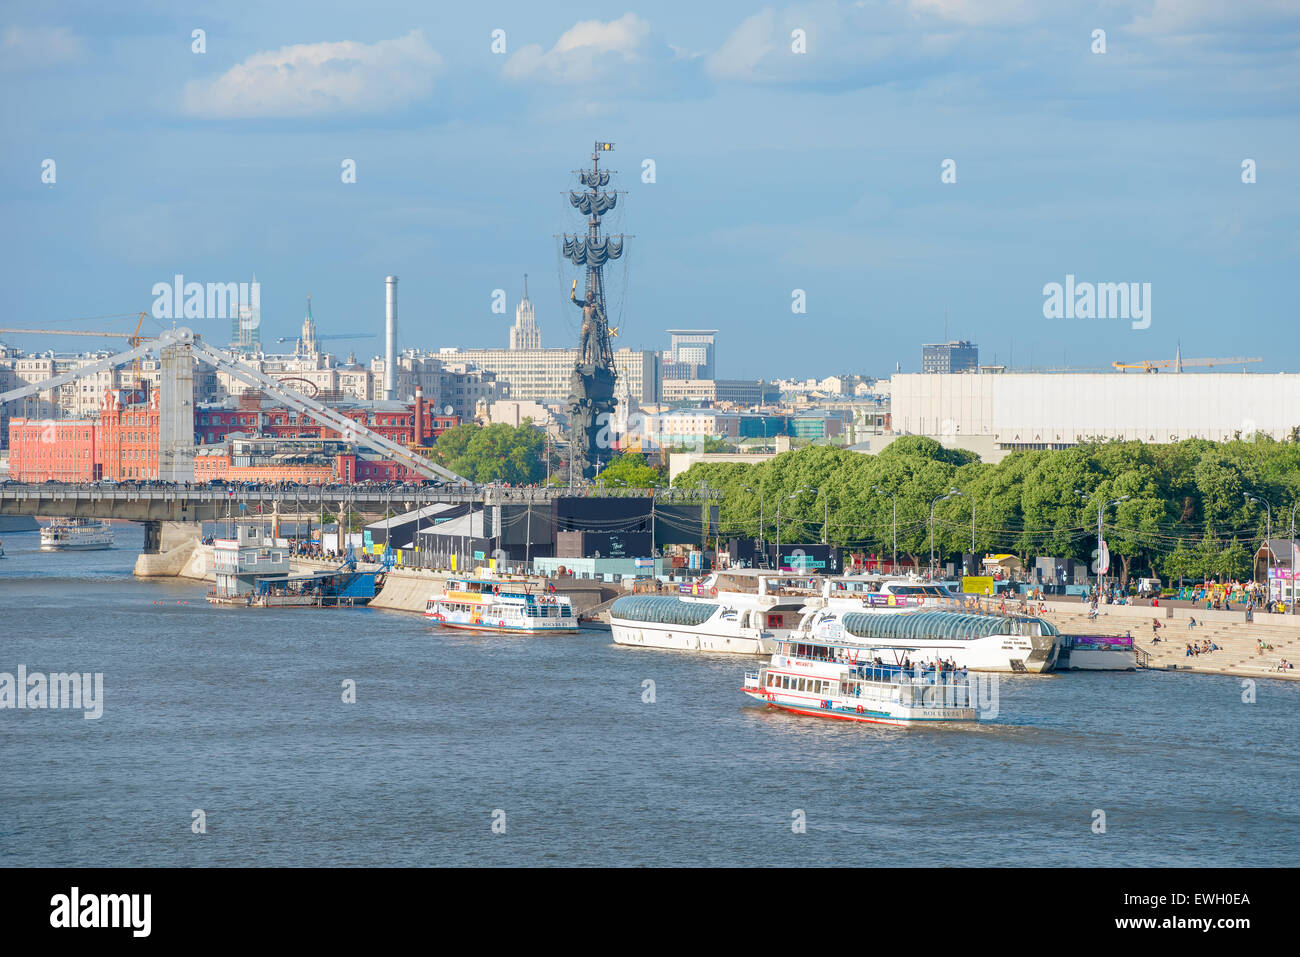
[40,518,114,551]
[609,570,814,655]
[821,574,964,612]
[797,604,1061,673]
[424,575,577,634]
[742,634,980,727]
[1056,634,1137,670]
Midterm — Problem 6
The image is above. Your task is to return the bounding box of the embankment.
[367,567,618,616]
[1040,599,1300,681]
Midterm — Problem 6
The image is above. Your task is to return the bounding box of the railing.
[1133,645,1152,669]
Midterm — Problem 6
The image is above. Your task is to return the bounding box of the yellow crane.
[1112,355,1262,373]
[1,312,154,386]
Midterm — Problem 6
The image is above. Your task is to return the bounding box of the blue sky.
[2,1,1298,380]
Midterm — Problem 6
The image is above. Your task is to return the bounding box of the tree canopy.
[428,422,546,485]
[672,437,1300,583]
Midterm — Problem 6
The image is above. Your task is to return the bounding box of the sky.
[1,1,1298,380]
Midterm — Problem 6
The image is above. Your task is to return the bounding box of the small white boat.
[40,518,114,551]
[742,634,983,727]
[425,575,577,634]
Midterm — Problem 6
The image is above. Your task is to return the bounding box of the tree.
[428,422,546,485]
[597,452,665,488]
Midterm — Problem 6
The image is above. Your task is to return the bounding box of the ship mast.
[563,141,626,481]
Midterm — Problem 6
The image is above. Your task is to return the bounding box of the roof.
[840,609,1058,640]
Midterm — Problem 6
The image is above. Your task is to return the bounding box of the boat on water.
[798,604,1062,673]
[742,634,981,727]
[425,576,577,634]
[821,573,964,612]
[40,518,114,551]
[1056,633,1137,670]
[609,570,815,655]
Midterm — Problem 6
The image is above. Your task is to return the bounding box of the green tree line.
[672,436,1300,584]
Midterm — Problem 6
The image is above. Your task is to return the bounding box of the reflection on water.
[1,525,1297,867]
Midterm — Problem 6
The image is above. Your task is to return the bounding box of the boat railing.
[847,663,974,689]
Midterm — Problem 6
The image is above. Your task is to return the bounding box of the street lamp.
[873,485,896,573]
[1290,501,1299,615]
[1097,495,1129,597]
[742,485,764,547]
[1246,493,1273,603]
[930,488,960,578]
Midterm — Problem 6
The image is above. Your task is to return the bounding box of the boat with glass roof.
[742,634,982,727]
[797,605,1061,673]
[609,569,814,655]
[425,575,577,634]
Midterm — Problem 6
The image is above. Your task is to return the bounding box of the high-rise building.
[231,273,262,352]
[922,340,978,373]
[510,275,541,350]
[666,330,717,380]
[296,295,318,356]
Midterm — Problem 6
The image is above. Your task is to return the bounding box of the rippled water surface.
[2,526,1297,866]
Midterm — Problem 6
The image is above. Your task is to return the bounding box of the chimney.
[385,275,398,401]
[414,386,425,446]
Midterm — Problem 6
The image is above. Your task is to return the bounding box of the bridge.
[0,481,719,553]
[0,325,466,484]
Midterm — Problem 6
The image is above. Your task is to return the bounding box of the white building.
[509,276,541,351]
[890,372,1300,452]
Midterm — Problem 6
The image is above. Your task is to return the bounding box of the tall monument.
[563,141,625,480]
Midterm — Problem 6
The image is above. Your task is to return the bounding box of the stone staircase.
[1045,607,1300,681]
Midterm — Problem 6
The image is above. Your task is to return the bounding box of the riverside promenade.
[1039,599,1300,681]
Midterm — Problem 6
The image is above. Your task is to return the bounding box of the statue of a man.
[572,280,603,366]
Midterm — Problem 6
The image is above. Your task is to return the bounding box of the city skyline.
[2,2,1298,380]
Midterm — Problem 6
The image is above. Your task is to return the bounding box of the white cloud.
[1,26,86,70]
[183,30,441,118]
[707,3,960,86]
[707,9,781,81]
[905,0,1037,26]
[1125,0,1300,36]
[504,14,653,84]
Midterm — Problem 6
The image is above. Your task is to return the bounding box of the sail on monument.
[563,141,626,481]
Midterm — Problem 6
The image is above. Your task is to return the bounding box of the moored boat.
[609,570,814,655]
[799,605,1061,673]
[742,634,982,727]
[40,518,113,551]
[425,576,577,634]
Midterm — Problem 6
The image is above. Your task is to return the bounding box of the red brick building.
[7,417,98,481]
[9,389,453,483]
[98,388,160,480]
[195,394,457,447]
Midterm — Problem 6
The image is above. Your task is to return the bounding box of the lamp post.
[1246,493,1273,603]
[1290,501,1298,615]
[742,485,764,547]
[1097,495,1129,597]
[930,488,960,578]
[873,485,896,573]
[743,485,765,567]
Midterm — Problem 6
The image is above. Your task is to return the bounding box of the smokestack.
[414,386,425,446]
[385,275,398,401]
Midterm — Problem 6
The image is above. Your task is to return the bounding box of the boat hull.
[425,612,577,635]
[742,688,976,727]
[610,619,775,655]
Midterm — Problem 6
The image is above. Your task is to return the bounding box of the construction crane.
[274,332,374,343]
[1,312,154,387]
[1112,356,1263,373]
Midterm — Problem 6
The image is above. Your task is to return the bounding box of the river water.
[2,525,1297,867]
